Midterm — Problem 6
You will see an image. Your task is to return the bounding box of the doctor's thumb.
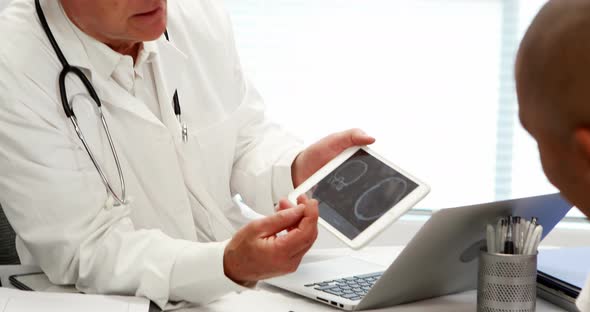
[254,205,305,237]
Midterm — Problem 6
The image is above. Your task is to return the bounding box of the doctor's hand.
[223,195,319,285]
[291,128,375,187]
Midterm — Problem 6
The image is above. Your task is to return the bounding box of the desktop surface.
[0,247,567,312]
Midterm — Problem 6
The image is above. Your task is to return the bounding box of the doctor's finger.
[275,231,317,260]
[274,199,298,232]
[300,199,319,228]
[275,198,294,212]
[277,217,318,257]
[293,200,320,253]
[251,205,304,237]
[296,194,310,205]
[287,226,318,258]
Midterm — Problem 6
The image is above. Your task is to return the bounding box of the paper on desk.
[0,287,149,312]
[184,288,333,312]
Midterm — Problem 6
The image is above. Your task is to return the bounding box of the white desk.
[0,247,567,312]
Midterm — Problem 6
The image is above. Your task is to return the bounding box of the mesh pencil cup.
[477,249,538,312]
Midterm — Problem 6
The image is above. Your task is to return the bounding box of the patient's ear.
[573,128,590,164]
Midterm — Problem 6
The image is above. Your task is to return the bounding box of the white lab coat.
[0,0,302,308]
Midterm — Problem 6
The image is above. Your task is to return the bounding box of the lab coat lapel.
[154,39,186,120]
[42,0,91,70]
[95,78,166,128]
[153,40,236,241]
[152,39,187,138]
[42,0,235,241]
[42,0,164,128]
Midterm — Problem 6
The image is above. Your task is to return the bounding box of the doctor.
[516,0,590,311]
[0,0,375,309]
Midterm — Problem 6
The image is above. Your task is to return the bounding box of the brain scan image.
[354,177,408,221]
[305,149,419,240]
[328,159,369,191]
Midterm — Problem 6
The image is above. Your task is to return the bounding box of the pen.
[522,219,531,245]
[504,216,515,254]
[513,216,521,254]
[518,218,527,255]
[531,216,538,230]
[486,224,496,254]
[531,225,543,255]
[486,216,543,255]
[496,218,503,253]
[500,219,508,253]
[524,217,537,251]
[524,224,542,255]
[527,225,543,255]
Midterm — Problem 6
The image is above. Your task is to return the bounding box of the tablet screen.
[306,149,418,240]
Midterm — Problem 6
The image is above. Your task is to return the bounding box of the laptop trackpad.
[266,256,386,288]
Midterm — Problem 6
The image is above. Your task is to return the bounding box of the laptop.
[537,247,590,311]
[265,193,572,310]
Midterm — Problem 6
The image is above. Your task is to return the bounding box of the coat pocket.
[192,116,237,195]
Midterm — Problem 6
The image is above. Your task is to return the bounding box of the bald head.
[516,0,590,136]
[516,0,590,219]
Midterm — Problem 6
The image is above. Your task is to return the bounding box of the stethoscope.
[35,0,187,207]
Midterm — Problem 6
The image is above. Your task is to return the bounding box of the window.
[224,0,585,218]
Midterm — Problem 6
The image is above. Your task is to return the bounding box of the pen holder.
[477,249,537,312]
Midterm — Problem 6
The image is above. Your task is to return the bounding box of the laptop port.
[340,304,344,308]
[316,297,329,303]
[331,301,338,306]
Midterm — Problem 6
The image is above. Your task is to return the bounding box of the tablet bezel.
[288,146,430,249]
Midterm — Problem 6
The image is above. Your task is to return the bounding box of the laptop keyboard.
[304,272,384,301]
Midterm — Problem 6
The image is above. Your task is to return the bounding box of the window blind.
[223,0,588,218]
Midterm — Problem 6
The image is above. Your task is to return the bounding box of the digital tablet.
[288,146,430,249]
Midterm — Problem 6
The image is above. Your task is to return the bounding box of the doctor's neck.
[60,0,168,64]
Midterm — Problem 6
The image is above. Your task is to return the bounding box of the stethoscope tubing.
[69,111,127,206]
[36,0,128,206]
[35,0,187,206]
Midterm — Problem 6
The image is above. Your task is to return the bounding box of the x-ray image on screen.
[328,159,368,191]
[306,149,418,240]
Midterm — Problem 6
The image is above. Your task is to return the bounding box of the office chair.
[0,204,20,264]
[0,3,19,265]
